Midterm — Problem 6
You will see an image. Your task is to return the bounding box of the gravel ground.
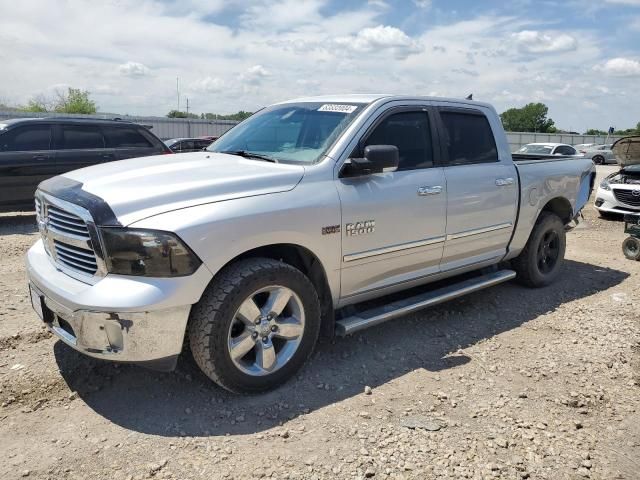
[1,165,638,480]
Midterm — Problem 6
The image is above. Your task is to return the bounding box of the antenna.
[466,93,473,100]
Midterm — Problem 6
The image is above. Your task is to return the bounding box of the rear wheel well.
[541,197,573,224]
[226,244,335,336]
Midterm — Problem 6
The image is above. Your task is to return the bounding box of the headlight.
[599,179,611,191]
[99,228,202,277]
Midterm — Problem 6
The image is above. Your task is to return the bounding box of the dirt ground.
[1,165,638,480]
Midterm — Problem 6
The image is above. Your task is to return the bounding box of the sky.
[0,0,639,132]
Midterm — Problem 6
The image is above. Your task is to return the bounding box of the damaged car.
[595,136,640,216]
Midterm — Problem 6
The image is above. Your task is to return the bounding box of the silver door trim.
[446,222,513,241]
[343,235,446,263]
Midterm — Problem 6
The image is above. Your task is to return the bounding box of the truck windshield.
[207,102,366,164]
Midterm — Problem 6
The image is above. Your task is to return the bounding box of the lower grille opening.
[57,317,76,339]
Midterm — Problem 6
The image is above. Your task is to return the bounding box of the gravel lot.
[1,165,638,480]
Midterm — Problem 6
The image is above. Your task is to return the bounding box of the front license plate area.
[29,284,53,323]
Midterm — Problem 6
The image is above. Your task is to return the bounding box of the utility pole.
[186,97,189,116]
[176,77,180,112]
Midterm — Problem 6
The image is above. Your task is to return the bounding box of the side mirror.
[340,145,399,177]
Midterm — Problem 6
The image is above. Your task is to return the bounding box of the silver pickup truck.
[27,95,595,393]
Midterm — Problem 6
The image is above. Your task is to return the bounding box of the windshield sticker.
[318,104,358,114]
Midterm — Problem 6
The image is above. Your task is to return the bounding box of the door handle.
[495,177,515,186]
[102,154,115,159]
[418,185,443,196]
[32,154,47,160]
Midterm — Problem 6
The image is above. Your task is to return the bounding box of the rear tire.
[188,258,321,393]
[512,212,566,288]
[622,237,640,261]
[593,155,605,165]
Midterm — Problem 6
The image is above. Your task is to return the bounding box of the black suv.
[164,137,217,153]
[0,118,171,212]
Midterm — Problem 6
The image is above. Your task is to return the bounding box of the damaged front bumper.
[26,239,211,370]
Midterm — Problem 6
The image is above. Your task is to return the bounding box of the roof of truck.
[275,94,493,109]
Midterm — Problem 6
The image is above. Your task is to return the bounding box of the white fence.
[506,132,623,152]
[0,111,238,140]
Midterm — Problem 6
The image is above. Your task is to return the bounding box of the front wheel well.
[541,197,573,224]
[221,244,335,337]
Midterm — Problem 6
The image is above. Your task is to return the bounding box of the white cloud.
[595,57,640,76]
[413,0,432,8]
[604,0,640,4]
[512,30,578,54]
[335,25,423,59]
[190,77,225,93]
[117,61,150,78]
[238,65,270,85]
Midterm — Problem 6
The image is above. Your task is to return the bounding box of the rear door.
[0,124,56,209]
[54,124,113,172]
[436,107,518,271]
[103,125,163,160]
[337,106,447,299]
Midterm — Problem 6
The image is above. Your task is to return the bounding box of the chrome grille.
[35,192,104,281]
[46,206,91,239]
[613,189,640,207]
[53,240,98,275]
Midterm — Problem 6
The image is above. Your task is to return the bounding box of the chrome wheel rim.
[227,285,305,376]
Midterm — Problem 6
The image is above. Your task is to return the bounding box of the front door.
[0,124,55,209]
[336,108,447,300]
[54,124,114,173]
[436,107,518,271]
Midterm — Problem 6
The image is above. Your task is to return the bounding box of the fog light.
[595,198,604,207]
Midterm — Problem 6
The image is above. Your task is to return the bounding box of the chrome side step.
[335,269,516,336]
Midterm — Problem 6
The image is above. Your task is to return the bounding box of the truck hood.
[613,136,640,168]
[61,152,305,225]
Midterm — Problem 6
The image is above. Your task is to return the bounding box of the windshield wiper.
[221,150,278,163]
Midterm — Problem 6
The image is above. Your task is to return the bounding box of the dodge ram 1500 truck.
[27,95,595,393]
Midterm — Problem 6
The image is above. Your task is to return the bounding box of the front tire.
[622,237,640,260]
[512,212,566,287]
[189,258,321,393]
[593,155,605,165]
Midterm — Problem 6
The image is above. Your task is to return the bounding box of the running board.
[335,269,516,336]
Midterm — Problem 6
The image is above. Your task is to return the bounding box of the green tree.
[500,103,555,133]
[54,88,97,114]
[203,111,253,121]
[167,110,198,119]
[24,98,49,112]
[585,128,608,136]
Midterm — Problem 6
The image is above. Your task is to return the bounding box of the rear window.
[61,125,105,149]
[440,111,498,165]
[103,126,153,148]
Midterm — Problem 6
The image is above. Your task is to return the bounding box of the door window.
[61,125,105,149]
[439,111,498,165]
[103,126,152,148]
[364,111,433,170]
[0,125,51,152]
[555,146,576,155]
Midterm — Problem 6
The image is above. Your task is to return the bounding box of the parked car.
[27,95,594,393]
[516,143,581,156]
[582,144,615,165]
[574,143,598,151]
[164,137,217,152]
[0,118,171,212]
[595,136,640,216]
